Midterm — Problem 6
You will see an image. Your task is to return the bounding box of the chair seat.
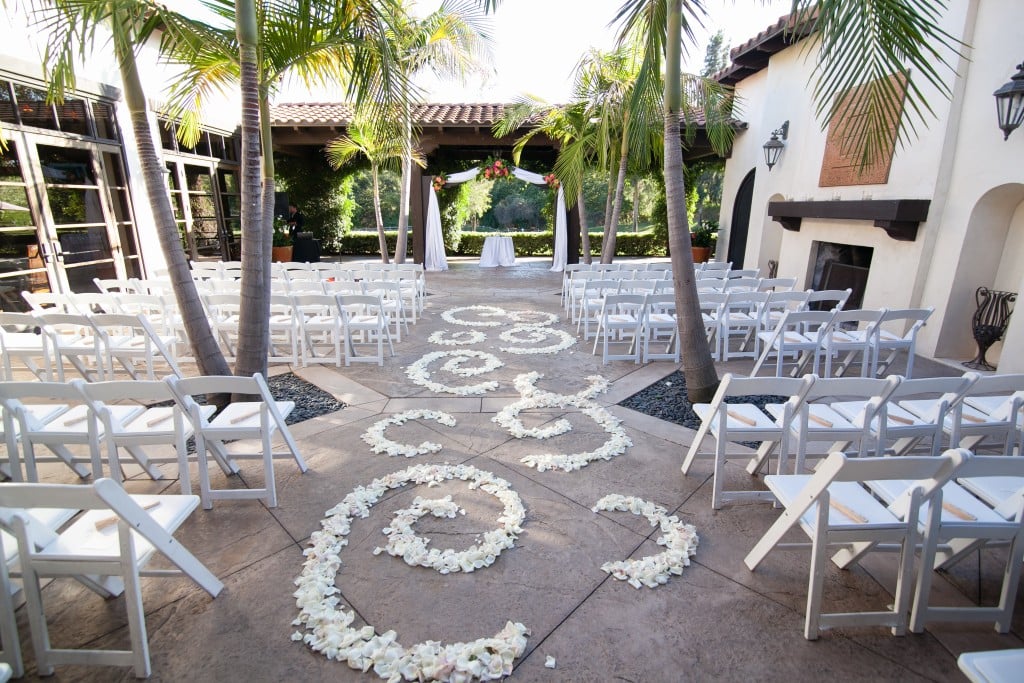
[38,405,144,436]
[867,479,1008,526]
[767,403,859,433]
[207,400,295,431]
[957,476,1024,519]
[37,494,197,564]
[765,476,906,529]
[694,403,778,432]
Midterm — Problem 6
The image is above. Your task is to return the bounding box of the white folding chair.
[641,293,679,362]
[576,279,620,340]
[682,374,815,509]
[75,379,225,492]
[766,375,901,473]
[698,291,728,360]
[0,380,119,481]
[201,293,242,359]
[591,293,645,364]
[362,280,409,342]
[267,294,300,365]
[0,479,222,678]
[758,277,798,292]
[166,374,307,508]
[805,288,852,313]
[89,313,183,380]
[950,373,1024,455]
[861,451,1024,634]
[720,290,769,360]
[871,308,934,378]
[751,310,836,377]
[34,312,105,382]
[862,375,977,457]
[820,308,887,378]
[0,312,52,381]
[337,294,395,366]
[292,292,345,367]
[743,449,965,640]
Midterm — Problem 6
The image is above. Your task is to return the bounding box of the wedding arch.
[424,164,567,273]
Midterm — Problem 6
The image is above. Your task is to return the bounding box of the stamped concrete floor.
[10,257,1024,682]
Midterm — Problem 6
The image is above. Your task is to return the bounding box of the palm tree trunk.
[632,179,640,232]
[233,0,269,379]
[602,132,629,264]
[665,0,718,403]
[577,188,592,265]
[601,148,617,254]
[372,165,390,263]
[394,100,412,264]
[116,23,230,378]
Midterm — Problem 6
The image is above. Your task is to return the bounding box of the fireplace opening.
[809,241,873,310]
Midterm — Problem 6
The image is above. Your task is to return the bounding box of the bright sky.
[410,0,793,104]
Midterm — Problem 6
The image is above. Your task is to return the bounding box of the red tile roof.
[271,102,515,126]
[712,11,817,86]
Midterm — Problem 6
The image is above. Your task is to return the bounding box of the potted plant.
[690,224,716,263]
[272,218,292,262]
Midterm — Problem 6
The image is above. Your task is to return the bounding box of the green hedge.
[337,228,667,258]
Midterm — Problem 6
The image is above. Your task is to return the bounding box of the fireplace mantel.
[767,199,930,241]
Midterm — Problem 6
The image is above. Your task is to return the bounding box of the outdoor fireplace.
[809,241,873,310]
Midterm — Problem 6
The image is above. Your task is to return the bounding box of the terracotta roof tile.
[712,10,817,85]
[271,102,513,126]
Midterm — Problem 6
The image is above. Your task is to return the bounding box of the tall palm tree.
[33,0,232,377]
[325,118,425,263]
[495,98,600,263]
[390,0,492,264]
[160,0,406,376]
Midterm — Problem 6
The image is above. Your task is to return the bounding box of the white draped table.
[479,236,516,267]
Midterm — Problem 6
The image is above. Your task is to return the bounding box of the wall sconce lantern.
[762,120,789,170]
[994,61,1024,140]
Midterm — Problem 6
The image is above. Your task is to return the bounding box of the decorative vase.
[691,246,711,263]
[272,245,293,263]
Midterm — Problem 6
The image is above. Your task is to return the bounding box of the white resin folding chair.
[566,270,604,319]
[93,277,143,295]
[720,290,770,360]
[0,312,52,381]
[860,375,977,457]
[641,293,679,362]
[743,449,965,640]
[0,401,71,481]
[201,293,242,358]
[35,312,105,382]
[765,375,901,473]
[267,294,300,364]
[871,308,934,378]
[0,479,223,678]
[19,291,74,314]
[757,290,810,337]
[88,313,183,380]
[292,292,345,367]
[758,277,798,292]
[804,288,852,313]
[751,309,836,377]
[701,261,731,273]
[166,373,307,508]
[591,293,645,364]
[0,380,140,481]
[852,451,1024,634]
[724,276,761,292]
[819,308,887,377]
[682,374,815,509]
[698,291,728,360]
[337,293,395,366]
[75,379,225,491]
[575,279,620,339]
[950,373,1024,454]
[362,280,409,342]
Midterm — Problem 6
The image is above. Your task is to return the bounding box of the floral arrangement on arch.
[478,157,511,181]
[543,173,559,190]
[432,173,446,192]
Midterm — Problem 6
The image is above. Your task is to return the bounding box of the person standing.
[286,203,305,239]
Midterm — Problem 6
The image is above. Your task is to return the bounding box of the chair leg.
[0,544,23,677]
[117,530,152,678]
[262,427,277,508]
[804,523,830,640]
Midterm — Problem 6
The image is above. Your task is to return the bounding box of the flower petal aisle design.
[592,494,699,589]
[294,463,530,681]
[498,325,574,355]
[405,350,504,395]
[441,305,509,327]
[361,410,458,457]
[493,372,633,472]
[374,482,524,573]
[427,329,487,346]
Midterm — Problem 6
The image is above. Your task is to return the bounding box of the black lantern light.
[994,61,1024,140]
[762,120,789,171]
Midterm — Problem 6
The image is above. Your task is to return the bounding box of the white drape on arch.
[423,166,567,272]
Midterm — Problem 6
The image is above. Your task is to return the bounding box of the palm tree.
[390,0,492,264]
[160,0,406,376]
[325,118,425,263]
[32,0,232,377]
[494,98,599,263]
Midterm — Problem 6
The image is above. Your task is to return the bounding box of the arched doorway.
[727,169,755,268]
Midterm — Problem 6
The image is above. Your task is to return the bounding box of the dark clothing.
[287,210,305,238]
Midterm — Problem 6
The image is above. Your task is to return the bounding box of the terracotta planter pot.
[271,245,293,263]
[691,246,711,263]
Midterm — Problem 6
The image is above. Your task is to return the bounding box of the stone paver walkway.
[14,257,1024,682]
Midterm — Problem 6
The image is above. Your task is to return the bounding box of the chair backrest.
[166,373,281,426]
[695,278,726,292]
[777,309,837,336]
[20,292,73,314]
[956,372,1024,420]
[645,293,677,313]
[759,277,798,292]
[877,307,934,340]
[582,279,621,298]
[764,290,810,315]
[602,293,646,314]
[725,277,762,291]
[701,261,732,272]
[77,378,174,406]
[830,308,886,329]
[290,292,340,317]
[728,269,760,279]
[888,374,976,408]
[715,372,816,406]
[0,312,41,337]
[0,379,84,406]
[805,288,852,311]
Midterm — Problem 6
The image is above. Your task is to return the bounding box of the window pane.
[218,169,239,193]
[0,82,16,124]
[93,101,117,139]
[159,121,176,151]
[108,189,132,222]
[0,229,46,276]
[102,152,127,187]
[195,132,211,157]
[48,188,105,223]
[223,136,238,161]
[57,226,111,263]
[38,146,98,185]
[0,147,24,183]
[13,85,57,130]
[209,135,226,159]
[188,193,215,218]
[123,255,141,279]
[117,222,139,257]
[57,97,89,135]
[0,187,33,227]
[185,167,213,193]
